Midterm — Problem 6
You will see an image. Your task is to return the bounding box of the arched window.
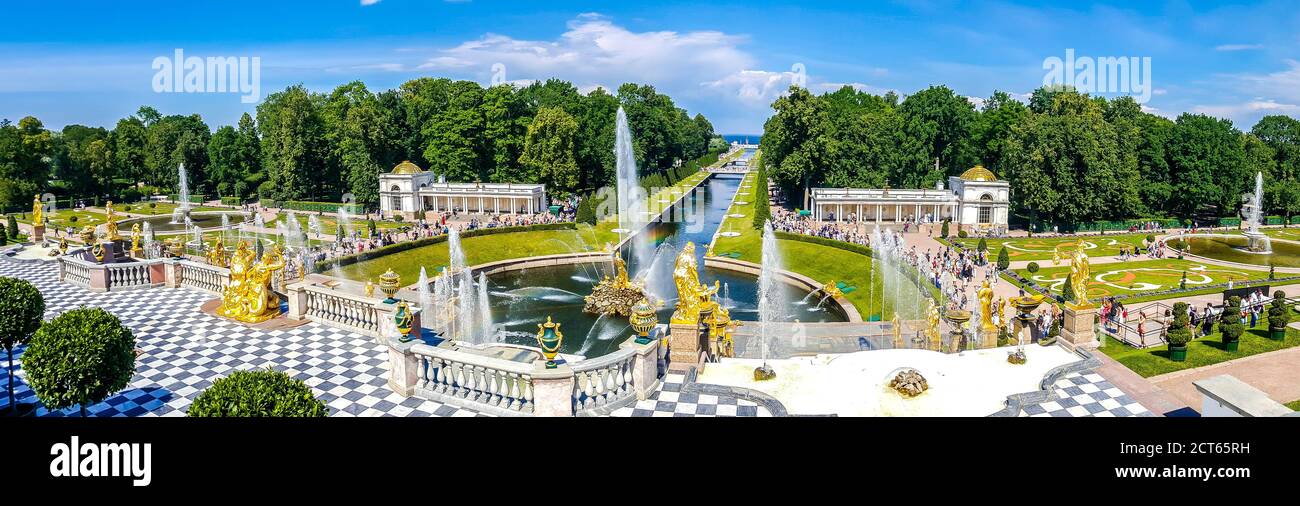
[978,193,993,224]
[390,185,401,192]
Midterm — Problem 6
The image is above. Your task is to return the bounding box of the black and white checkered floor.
[1018,372,1154,417]
[0,258,1152,417]
[0,258,768,417]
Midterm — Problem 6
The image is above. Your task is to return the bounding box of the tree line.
[760,84,1300,227]
[0,78,720,211]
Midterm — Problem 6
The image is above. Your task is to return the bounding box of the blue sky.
[2,0,1299,134]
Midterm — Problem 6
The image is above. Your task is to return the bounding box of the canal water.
[487,151,847,358]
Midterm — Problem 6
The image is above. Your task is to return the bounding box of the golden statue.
[583,253,646,316]
[1054,242,1092,308]
[613,255,631,288]
[217,242,286,323]
[671,242,719,324]
[977,278,996,332]
[206,237,229,267]
[129,223,143,257]
[703,301,736,358]
[32,194,43,224]
[891,313,903,349]
[103,200,122,241]
[925,298,942,350]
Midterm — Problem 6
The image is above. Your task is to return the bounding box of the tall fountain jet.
[171,164,191,225]
[756,220,785,373]
[614,107,653,279]
[1243,171,1271,253]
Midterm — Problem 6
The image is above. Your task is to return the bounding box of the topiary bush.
[1146,234,1156,244]
[0,225,7,246]
[940,220,950,239]
[1268,290,1290,340]
[957,229,968,239]
[1219,296,1245,351]
[977,237,988,253]
[22,307,135,416]
[997,247,1010,271]
[1062,273,1076,303]
[0,277,44,415]
[149,202,157,209]
[392,214,404,223]
[68,216,78,224]
[187,369,328,417]
[6,215,17,238]
[1166,302,1193,358]
[1026,262,1040,273]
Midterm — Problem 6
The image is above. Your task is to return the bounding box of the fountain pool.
[1168,234,1300,268]
[122,212,251,233]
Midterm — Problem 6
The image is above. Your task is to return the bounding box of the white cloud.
[361,0,381,5]
[1215,44,1264,52]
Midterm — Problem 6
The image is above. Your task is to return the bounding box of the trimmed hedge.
[220,196,243,206]
[315,222,577,273]
[264,200,364,215]
[167,194,207,204]
[187,369,328,417]
[773,231,872,257]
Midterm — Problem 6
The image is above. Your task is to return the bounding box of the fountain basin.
[696,345,1078,416]
[120,211,250,234]
[1169,235,1300,268]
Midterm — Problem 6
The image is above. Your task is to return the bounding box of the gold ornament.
[216,243,285,324]
[670,242,719,324]
[103,201,121,241]
[365,280,375,297]
[129,223,143,257]
[1054,242,1092,308]
[91,242,105,263]
[32,194,43,224]
[378,269,401,302]
[977,278,996,332]
[206,237,229,267]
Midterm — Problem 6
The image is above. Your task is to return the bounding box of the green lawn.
[337,223,620,284]
[1014,258,1269,299]
[10,209,107,230]
[1100,323,1300,378]
[947,233,1155,261]
[1286,400,1300,411]
[200,230,328,249]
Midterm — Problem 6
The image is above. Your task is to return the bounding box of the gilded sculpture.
[129,223,143,257]
[217,241,285,323]
[1054,242,1092,308]
[977,278,996,332]
[671,242,718,324]
[206,237,229,267]
[103,200,122,241]
[32,194,43,224]
[925,298,942,350]
[583,253,646,316]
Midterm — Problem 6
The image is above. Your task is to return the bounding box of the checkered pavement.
[1019,371,1153,417]
[608,372,772,417]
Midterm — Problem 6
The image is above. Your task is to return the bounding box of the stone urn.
[944,309,972,352]
[536,316,564,369]
[629,298,659,345]
[378,269,401,303]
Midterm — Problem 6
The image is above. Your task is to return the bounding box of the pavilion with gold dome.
[378,160,547,220]
[806,164,1010,233]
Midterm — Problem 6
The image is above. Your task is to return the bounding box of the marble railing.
[302,286,382,337]
[106,262,154,289]
[58,256,92,288]
[409,343,536,416]
[570,346,637,414]
[177,260,227,295]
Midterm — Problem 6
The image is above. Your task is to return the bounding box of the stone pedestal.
[163,259,182,288]
[385,339,420,397]
[31,224,44,243]
[621,331,662,400]
[1061,305,1099,350]
[668,322,705,371]
[285,282,308,320]
[375,301,421,346]
[531,364,575,417]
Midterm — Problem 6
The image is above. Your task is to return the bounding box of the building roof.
[390,160,424,175]
[959,165,998,182]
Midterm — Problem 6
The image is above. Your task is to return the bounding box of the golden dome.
[391,160,424,175]
[959,165,997,182]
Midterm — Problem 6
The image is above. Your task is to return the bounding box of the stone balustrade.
[57,255,165,292]
[409,343,538,416]
[570,346,637,414]
[295,283,383,337]
[176,260,227,295]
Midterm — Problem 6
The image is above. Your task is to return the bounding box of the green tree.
[752,155,772,229]
[0,277,43,414]
[7,214,18,238]
[1062,273,1076,303]
[997,247,1010,270]
[187,369,328,417]
[0,117,53,210]
[22,308,135,417]
[111,116,148,184]
[1169,114,1248,219]
[519,107,580,196]
[897,85,978,185]
[258,85,328,201]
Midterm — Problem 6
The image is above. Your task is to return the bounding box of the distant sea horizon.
[721,134,762,144]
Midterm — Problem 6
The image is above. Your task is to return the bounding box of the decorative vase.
[536,316,563,368]
[629,298,658,345]
[365,280,375,297]
[394,301,414,343]
[378,269,400,303]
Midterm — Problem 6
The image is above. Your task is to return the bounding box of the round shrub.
[0,277,45,412]
[392,214,404,223]
[1269,290,1290,331]
[1167,302,1192,346]
[1146,234,1156,244]
[149,202,157,209]
[187,369,328,417]
[7,214,18,238]
[1026,262,1040,273]
[957,229,968,239]
[69,216,78,223]
[23,307,135,416]
[1219,296,1245,344]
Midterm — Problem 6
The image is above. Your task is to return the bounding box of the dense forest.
[0,78,721,211]
[761,85,1300,227]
